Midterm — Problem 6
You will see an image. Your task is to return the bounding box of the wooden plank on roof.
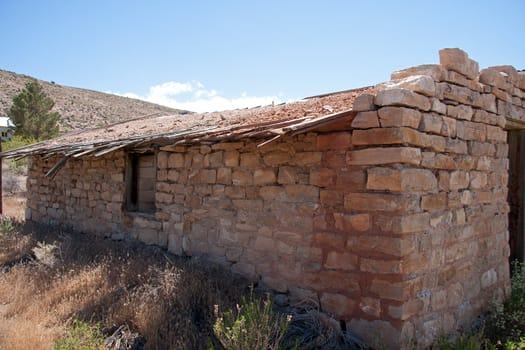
[45,157,70,178]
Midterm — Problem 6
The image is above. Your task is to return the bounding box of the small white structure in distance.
[0,117,14,141]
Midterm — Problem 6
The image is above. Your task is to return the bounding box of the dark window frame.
[125,152,156,214]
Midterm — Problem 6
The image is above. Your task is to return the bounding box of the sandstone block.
[224,150,240,167]
[347,234,416,257]
[309,168,336,187]
[367,168,437,193]
[198,169,216,184]
[320,292,356,316]
[518,71,525,90]
[293,152,322,166]
[436,82,480,108]
[370,279,410,301]
[317,132,352,150]
[320,190,343,206]
[157,152,168,169]
[444,70,481,90]
[167,233,182,255]
[472,109,489,124]
[421,193,447,211]
[439,48,479,79]
[334,213,370,232]
[157,170,168,181]
[240,153,261,168]
[481,269,498,289]
[360,257,402,274]
[441,116,457,137]
[421,152,456,169]
[325,251,358,270]
[345,192,418,212]
[352,93,376,112]
[450,170,470,190]
[352,127,445,153]
[380,75,436,98]
[430,289,447,310]
[252,237,275,254]
[375,88,431,111]
[486,125,507,142]
[253,168,276,185]
[391,64,443,81]
[378,106,421,128]
[431,98,447,115]
[479,68,513,91]
[391,213,430,233]
[457,121,486,142]
[352,127,408,146]
[167,153,185,168]
[420,113,443,134]
[191,153,205,168]
[351,111,380,128]
[496,143,509,159]
[232,169,253,185]
[139,229,158,245]
[285,185,319,202]
[336,169,367,191]
[156,192,173,204]
[206,151,223,167]
[447,104,473,121]
[388,299,424,320]
[470,171,487,189]
[446,139,468,154]
[366,167,402,192]
[232,199,263,211]
[278,166,300,184]
[259,186,282,201]
[358,297,381,317]
[346,147,421,166]
[217,167,232,184]
[469,141,496,157]
[473,93,497,113]
[304,271,360,292]
[212,142,244,151]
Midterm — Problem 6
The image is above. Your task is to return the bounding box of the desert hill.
[0,69,191,133]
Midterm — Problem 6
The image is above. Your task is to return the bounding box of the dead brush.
[282,299,370,350]
[0,224,250,350]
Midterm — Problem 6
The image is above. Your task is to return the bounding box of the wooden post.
[0,138,3,215]
[520,130,525,262]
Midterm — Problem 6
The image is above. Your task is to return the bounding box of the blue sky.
[1,1,524,112]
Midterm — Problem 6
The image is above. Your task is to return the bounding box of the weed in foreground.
[212,292,290,350]
[53,319,104,350]
[486,261,525,343]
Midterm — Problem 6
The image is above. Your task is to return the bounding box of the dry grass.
[0,224,250,350]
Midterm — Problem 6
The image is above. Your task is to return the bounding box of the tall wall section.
[342,48,524,346]
[25,48,525,348]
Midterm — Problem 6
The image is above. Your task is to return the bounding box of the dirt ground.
[3,194,26,220]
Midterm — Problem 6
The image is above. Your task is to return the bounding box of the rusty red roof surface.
[2,87,373,159]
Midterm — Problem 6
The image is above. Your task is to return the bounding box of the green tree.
[8,80,59,140]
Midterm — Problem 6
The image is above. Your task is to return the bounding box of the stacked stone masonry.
[26,48,525,348]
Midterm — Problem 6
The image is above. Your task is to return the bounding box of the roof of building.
[1,87,372,160]
[0,117,14,128]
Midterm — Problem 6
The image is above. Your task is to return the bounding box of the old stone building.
[4,48,525,348]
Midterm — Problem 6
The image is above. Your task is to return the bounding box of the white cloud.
[111,81,282,113]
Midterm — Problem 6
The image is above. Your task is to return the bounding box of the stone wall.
[26,48,525,348]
